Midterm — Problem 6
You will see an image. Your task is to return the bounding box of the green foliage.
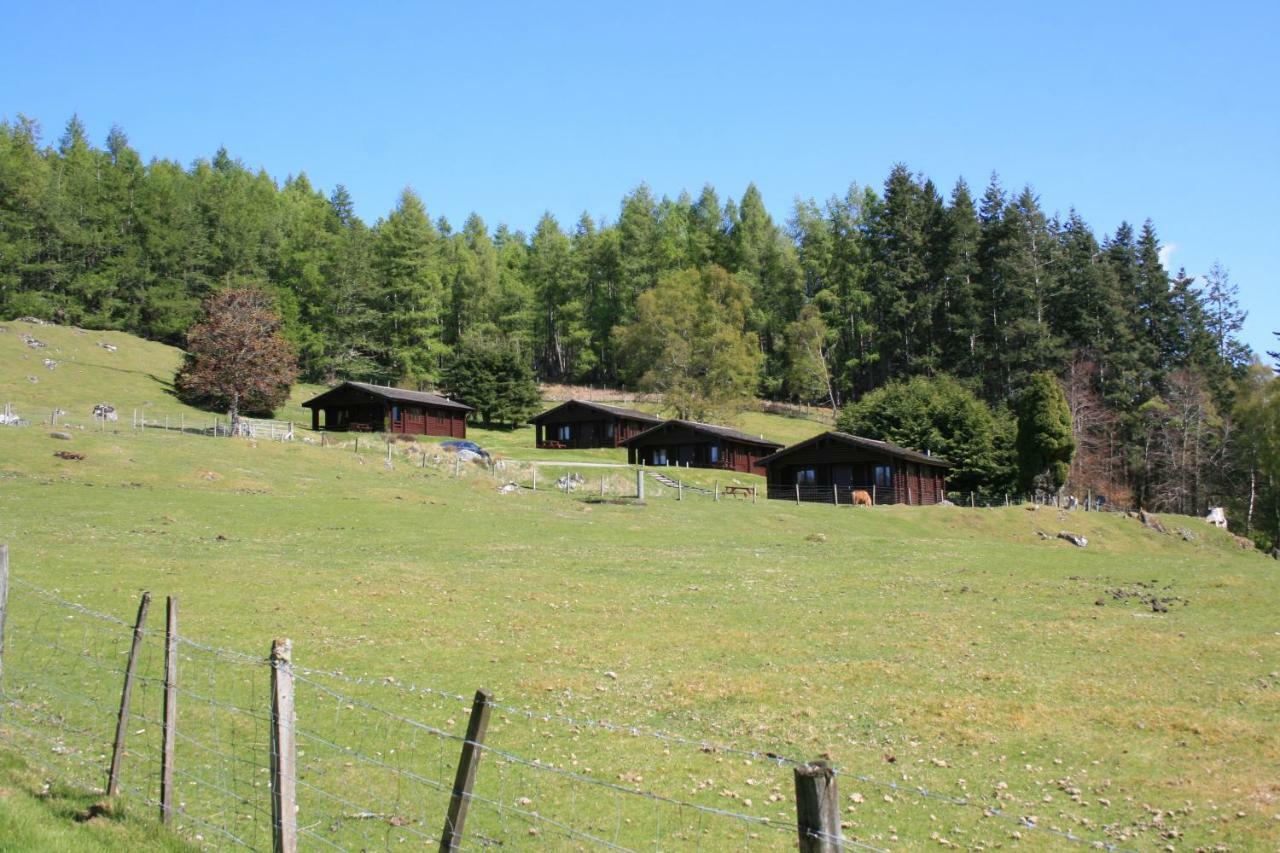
[837,374,1014,493]
[614,265,761,421]
[441,332,540,428]
[0,114,1262,522]
[1014,372,1075,493]
[175,288,299,421]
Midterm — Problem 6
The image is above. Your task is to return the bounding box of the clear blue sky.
[5,1,1276,357]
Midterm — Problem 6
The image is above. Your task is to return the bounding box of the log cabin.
[621,419,783,473]
[530,400,663,449]
[756,431,950,505]
[301,381,473,437]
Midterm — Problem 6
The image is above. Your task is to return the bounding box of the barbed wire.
[3,576,1133,852]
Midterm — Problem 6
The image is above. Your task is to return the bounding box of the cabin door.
[832,464,854,488]
[580,421,596,446]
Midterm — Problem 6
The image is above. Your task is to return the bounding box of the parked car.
[438,439,491,461]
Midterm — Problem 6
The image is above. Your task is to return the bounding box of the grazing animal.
[1205,506,1227,528]
[852,489,873,507]
[92,403,118,422]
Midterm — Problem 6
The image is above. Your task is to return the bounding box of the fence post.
[971,492,976,508]
[440,689,493,852]
[108,591,151,797]
[159,596,178,823]
[636,469,644,500]
[794,760,841,852]
[454,456,460,478]
[752,485,757,505]
[600,476,605,497]
[532,467,537,491]
[355,436,360,454]
[795,483,800,505]
[714,482,719,502]
[677,480,683,501]
[0,544,8,684]
[387,442,392,464]
[832,484,838,506]
[872,484,876,505]
[269,638,298,853]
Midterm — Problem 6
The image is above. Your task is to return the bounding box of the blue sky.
[5,1,1276,357]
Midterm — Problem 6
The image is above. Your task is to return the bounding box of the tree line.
[1,115,1276,547]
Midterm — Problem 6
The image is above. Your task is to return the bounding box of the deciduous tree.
[175,288,298,429]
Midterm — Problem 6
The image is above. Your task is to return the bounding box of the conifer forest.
[1,115,1276,546]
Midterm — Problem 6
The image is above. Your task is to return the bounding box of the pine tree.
[1014,371,1075,494]
[373,188,446,384]
[1201,262,1250,371]
[1133,220,1175,392]
[935,179,983,377]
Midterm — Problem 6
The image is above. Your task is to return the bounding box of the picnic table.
[722,485,755,498]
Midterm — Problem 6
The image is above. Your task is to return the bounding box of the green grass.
[2,322,1278,850]
[0,753,191,852]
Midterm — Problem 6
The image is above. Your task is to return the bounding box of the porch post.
[311,409,319,431]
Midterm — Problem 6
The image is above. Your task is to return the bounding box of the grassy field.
[1,321,1278,851]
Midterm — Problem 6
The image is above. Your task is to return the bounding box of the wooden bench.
[722,485,755,498]
[350,423,372,432]
[541,440,567,449]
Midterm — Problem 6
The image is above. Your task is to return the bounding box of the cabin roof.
[620,419,784,450]
[301,381,474,412]
[755,430,951,468]
[529,399,664,425]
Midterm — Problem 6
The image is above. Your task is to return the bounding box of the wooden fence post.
[752,485,757,505]
[354,436,360,455]
[160,596,178,823]
[714,482,719,502]
[108,591,151,797]
[795,483,800,505]
[532,467,537,491]
[833,484,838,505]
[0,544,8,684]
[440,689,493,852]
[269,638,298,853]
[636,469,644,500]
[794,760,841,852]
[600,476,605,497]
[677,480,682,501]
[871,484,876,505]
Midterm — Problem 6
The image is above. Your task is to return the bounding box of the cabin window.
[795,467,816,485]
[605,421,615,438]
[653,448,668,465]
[391,405,400,421]
[709,445,720,463]
[874,465,893,488]
[555,425,572,441]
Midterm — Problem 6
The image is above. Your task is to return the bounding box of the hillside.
[1,325,1277,850]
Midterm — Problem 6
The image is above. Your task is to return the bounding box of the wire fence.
[0,549,1135,852]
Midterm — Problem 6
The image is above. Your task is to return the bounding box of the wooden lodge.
[530,400,663,449]
[301,381,473,438]
[621,419,783,473]
[756,431,950,505]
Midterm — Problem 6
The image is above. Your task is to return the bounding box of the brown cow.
[852,489,873,507]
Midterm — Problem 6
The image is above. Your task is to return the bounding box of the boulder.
[50,431,73,441]
[1058,531,1088,548]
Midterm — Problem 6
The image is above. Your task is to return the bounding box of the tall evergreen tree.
[373,188,445,384]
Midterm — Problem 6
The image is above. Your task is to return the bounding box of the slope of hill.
[1,325,1277,850]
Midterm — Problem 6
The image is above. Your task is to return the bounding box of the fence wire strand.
[2,576,1129,852]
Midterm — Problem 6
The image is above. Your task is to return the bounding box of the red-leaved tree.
[175,289,298,431]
